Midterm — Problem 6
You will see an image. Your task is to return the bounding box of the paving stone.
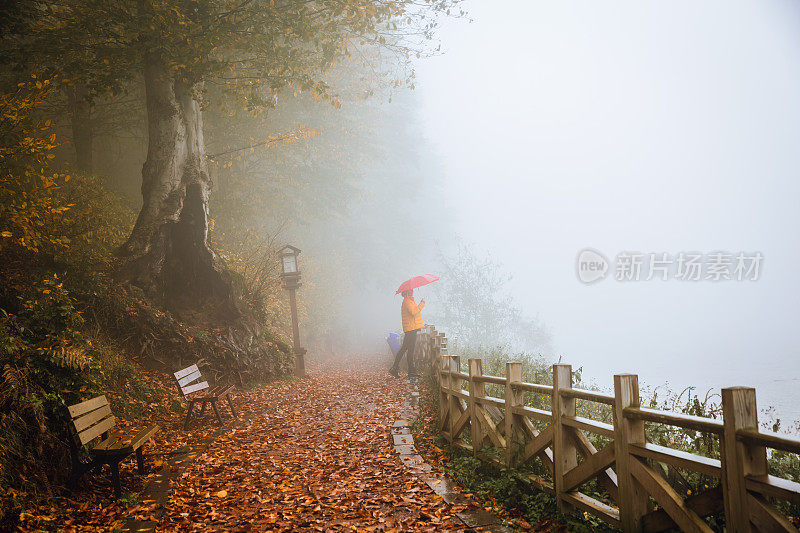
[424,476,458,496]
[400,454,425,468]
[393,420,410,428]
[418,473,441,485]
[394,443,416,455]
[407,463,433,473]
[391,427,410,435]
[456,509,502,528]
[439,491,472,506]
[393,433,414,445]
[417,476,467,504]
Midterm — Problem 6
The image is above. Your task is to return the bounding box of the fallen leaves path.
[157,356,469,532]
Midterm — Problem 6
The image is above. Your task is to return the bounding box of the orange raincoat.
[401,296,425,332]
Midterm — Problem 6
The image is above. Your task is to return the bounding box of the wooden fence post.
[430,328,438,367]
[614,374,648,531]
[552,364,577,512]
[439,355,450,433]
[433,341,441,382]
[428,326,441,368]
[505,362,523,467]
[448,355,461,439]
[721,387,767,531]
[420,328,430,367]
[469,358,485,457]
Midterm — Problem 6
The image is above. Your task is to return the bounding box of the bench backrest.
[68,395,116,445]
[174,364,209,398]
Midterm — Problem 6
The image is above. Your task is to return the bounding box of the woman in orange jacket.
[390,289,425,377]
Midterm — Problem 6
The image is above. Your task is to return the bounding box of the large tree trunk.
[118,56,239,320]
[69,83,93,174]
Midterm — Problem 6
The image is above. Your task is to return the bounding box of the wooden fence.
[415,326,800,532]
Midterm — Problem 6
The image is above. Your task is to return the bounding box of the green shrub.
[0,275,95,501]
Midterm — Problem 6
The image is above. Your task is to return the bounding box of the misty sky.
[413,0,800,421]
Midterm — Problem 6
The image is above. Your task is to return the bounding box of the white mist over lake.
[413,1,800,426]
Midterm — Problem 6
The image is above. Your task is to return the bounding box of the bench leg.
[184,401,194,430]
[110,462,122,499]
[211,400,223,425]
[226,394,237,418]
[69,453,86,490]
[68,468,79,490]
[136,447,145,474]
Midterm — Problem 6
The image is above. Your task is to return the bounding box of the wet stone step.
[394,443,416,455]
[456,509,503,528]
[421,476,471,506]
[392,434,414,446]
[423,476,459,496]
[400,454,426,468]
[407,463,433,474]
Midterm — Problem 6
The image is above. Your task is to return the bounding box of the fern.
[52,344,90,370]
[1,364,28,403]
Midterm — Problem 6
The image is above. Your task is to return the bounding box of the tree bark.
[69,83,93,174]
[118,55,239,320]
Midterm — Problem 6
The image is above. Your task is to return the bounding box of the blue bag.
[386,332,401,356]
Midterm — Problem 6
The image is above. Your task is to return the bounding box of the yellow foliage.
[0,76,65,254]
[0,76,135,264]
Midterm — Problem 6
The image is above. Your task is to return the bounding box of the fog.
[395,0,800,422]
[29,0,800,422]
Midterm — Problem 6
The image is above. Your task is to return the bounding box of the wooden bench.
[174,364,237,429]
[68,395,159,498]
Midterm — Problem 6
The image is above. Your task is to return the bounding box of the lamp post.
[279,245,306,377]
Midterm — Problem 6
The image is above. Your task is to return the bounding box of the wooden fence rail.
[414,326,800,532]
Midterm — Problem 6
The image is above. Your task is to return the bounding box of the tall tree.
[11,0,461,318]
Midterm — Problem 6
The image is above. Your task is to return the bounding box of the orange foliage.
[0,75,134,264]
[0,76,68,253]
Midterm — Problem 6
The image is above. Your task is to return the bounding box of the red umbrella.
[396,274,440,295]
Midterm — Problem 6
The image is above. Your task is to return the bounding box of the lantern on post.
[280,245,299,277]
[279,245,306,377]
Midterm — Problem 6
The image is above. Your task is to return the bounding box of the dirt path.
[154,357,470,532]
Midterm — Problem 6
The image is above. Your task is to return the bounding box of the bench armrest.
[130,424,160,451]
